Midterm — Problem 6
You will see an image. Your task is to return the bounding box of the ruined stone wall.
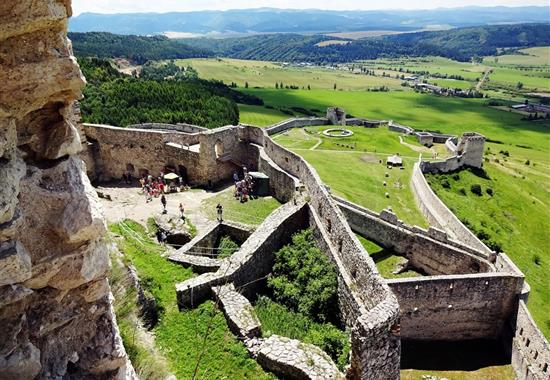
[387,273,523,340]
[263,117,329,136]
[337,200,493,275]
[127,122,208,134]
[83,124,202,183]
[511,301,550,380]
[0,1,132,378]
[239,125,401,378]
[411,162,490,253]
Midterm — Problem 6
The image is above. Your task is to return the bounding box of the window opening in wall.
[215,140,224,158]
[126,163,135,172]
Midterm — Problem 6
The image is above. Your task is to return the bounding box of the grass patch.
[202,188,281,225]
[401,365,515,380]
[356,235,423,279]
[109,220,273,379]
[255,296,350,371]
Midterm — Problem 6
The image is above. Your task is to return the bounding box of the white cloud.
[72,0,549,16]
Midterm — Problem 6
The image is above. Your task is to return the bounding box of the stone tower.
[457,132,485,168]
[0,1,132,378]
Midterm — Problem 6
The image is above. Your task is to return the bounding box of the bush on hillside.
[470,184,482,196]
[268,229,338,324]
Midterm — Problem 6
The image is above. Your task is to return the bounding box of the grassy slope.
[201,187,281,225]
[176,58,405,90]
[484,47,550,66]
[109,220,273,379]
[426,156,550,338]
[401,366,515,380]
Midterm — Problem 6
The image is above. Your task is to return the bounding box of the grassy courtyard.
[201,187,281,225]
[273,125,430,226]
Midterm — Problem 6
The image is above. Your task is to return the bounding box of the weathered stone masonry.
[0,2,133,379]
[80,111,549,377]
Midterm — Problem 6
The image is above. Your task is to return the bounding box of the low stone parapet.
[212,283,261,339]
[168,252,221,273]
[257,335,344,380]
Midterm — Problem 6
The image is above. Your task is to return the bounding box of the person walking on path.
[161,194,167,214]
[179,203,185,221]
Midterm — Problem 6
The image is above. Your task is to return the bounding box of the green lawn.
[109,220,274,379]
[356,235,423,279]
[202,187,281,225]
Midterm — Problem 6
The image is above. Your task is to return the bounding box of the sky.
[72,0,549,16]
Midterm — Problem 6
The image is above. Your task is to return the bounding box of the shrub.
[452,174,460,181]
[441,180,451,189]
[459,188,467,196]
[268,229,338,323]
[486,187,494,196]
[533,254,542,266]
[525,159,530,165]
[217,236,239,259]
[470,184,482,196]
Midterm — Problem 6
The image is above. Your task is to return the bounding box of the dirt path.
[476,68,491,91]
[97,183,226,233]
[303,129,323,150]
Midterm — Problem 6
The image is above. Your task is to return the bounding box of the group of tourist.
[139,173,168,203]
[233,167,255,203]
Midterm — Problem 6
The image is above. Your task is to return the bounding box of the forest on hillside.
[78,58,261,128]
[70,32,211,64]
[184,23,550,63]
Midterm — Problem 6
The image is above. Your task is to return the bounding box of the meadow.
[175,58,404,90]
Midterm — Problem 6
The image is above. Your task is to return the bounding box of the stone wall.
[511,301,550,380]
[263,117,329,135]
[411,162,490,253]
[238,125,401,378]
[0,1,132,378]
[387,273,523,340]
[336,199,494,275]
[126,122,207,134]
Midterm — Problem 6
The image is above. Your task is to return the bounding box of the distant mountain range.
[69,7,550,36]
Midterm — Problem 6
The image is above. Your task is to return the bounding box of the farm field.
[174,58,405,90]
[484,46,550,66]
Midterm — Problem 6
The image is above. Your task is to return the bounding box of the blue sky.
[72,0,549,16]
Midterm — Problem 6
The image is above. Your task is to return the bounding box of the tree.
[275,82,279,89]
[333,83,337,90]
[245,81,249,88]
[307,85,311,90]
[517,82,524,90]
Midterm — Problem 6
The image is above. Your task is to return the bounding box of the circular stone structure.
[322,128,354,137]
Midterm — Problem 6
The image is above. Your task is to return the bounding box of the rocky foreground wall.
[0,2,132,378]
